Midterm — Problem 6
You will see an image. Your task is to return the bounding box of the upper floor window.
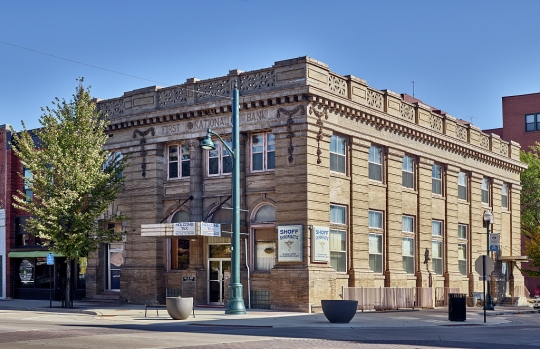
[208,139,232,176]
[501,183,509,209]
[458,224,467,240]
[369,233,383,273]
[252,133,275,172]
[368,210,383,229]
[330,204,346,224]
[402,215,415,275]
[23,168,33,202]
[458,171,467,201]
[330,135,346,174]
[402,155,414,188]
[525,113,540,132]
[481,177,490,204]
[432,220,442,236]
[458,224,467,276]
[168,144,190,179]
[368,145,383,181]
[432,164,442,195]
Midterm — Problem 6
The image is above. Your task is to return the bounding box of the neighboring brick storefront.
[81,57,525,311]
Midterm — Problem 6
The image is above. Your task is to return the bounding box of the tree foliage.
[11,80,128,260]
[520,143,540,276]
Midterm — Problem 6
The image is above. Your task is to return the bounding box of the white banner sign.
[489,233,500,252]
[312,226,330,262]
[278,225,303,262]
[200,223,221,237]
[173,222,196,236]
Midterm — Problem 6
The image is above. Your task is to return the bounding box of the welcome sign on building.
[278,225,303,262]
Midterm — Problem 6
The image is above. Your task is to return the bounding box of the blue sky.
[1,0,539,131]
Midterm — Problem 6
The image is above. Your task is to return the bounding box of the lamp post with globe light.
[483,209,495,310]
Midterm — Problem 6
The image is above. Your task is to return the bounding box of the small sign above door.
[182,276,195,282]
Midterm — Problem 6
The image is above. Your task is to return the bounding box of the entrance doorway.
[107,243,123,291]
[207,244,231,305]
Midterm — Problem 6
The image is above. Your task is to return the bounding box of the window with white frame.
[369,233,383,273]
[330,135,346,174]
[402,155,414,189]
[251,133,275,172]
[168,144,190,179]
[458,171,467,201]
[368,145,383,181]
[330,204,347,272]
[23,167,33,202]
[501,183,509,209]
[432,240,443,275]
[208,139,232,176]
[402,216,414,274]
[252,205,276,272]
[432,164,442,195]
[481,177,490,204]
[368,210,383,273]
[458,224,467,276]
[432,220,443,275]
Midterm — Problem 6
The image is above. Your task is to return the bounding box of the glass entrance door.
[207,244,231,305]
[107,243,123,291]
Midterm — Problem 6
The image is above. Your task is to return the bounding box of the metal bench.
[144,302,167,317]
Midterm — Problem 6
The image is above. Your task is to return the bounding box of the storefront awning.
[8,251,65,258]
[141,223,221,237]
[499,255,530,261]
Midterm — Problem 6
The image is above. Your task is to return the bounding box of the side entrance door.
[207,244,231,305]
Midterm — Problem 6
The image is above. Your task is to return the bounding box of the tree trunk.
[66,258,72,308]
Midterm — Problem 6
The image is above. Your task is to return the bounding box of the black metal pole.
[483,255,486,323]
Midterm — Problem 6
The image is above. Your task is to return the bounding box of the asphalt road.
[0,309,539,349]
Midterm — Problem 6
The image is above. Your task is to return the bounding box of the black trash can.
[448,293,466,321]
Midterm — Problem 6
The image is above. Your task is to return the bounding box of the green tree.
[520,143,540,277]
[11,79,128,307]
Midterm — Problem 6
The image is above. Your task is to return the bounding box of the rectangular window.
[526,114,538,132]
[330,205,346,224]
[432,220,442,236]
[402,237,414,274]
[254,229,275,271]
[481,177,490,204]
[458,243,467,276]
[330,135,346,174]
[402,215,414,233]
[208,139,232,176]
[458,224,467,240]
[368,145,383,181]
[368,210,383,229]
[432,164,442,195]
[168,144,190,179]
[369,233,383,273]
[330,229,346,272]
[23,168,33,201]
[432,240,442,275]
[402,155,414,188]
[170,239,190,270]
[501,183,508,209]
[458,171,467,201]
[251,133,275,172]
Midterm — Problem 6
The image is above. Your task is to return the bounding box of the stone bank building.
[88,57,525,312]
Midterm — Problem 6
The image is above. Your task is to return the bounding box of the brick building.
[484,92,540,296]
[0,124,83,300]
[84,57,525,311]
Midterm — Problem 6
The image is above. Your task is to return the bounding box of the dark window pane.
[169,162,178,178]
[267,151,275,169]
[432,179,442,194]
[177,240,190,270]
[458,186,467,200]
[253,153,263,171]
[330,251,347,272]
[181,160,190,177]
[402,172,414,188]
[209,158,219,175]
[369,163,382,181]
[222,156,232,174]
[403,256,414,274]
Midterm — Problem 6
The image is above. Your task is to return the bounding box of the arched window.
[253,205,275,223]
[211,208,232,224]
[171,210,190,223]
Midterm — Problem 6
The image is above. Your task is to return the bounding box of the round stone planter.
[321,300,358,323]
[466,296,477,307]
[166,297,193,320]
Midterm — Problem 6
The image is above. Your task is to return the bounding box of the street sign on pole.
[475,255,494,275]
[46,253,54,265]
[46,253,54,308]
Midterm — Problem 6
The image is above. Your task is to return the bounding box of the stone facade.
[88,57,526,311]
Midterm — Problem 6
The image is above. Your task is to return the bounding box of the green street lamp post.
[483,209,495,311]
[200,82,246,315]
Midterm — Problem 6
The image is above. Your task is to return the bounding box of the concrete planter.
[466,296,477,307]
[166,297,193,320]
[321,300,358,323]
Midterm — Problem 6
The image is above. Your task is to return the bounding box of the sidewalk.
[0,298,537,328]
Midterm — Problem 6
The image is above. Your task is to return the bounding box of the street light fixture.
[483,209,495,310]
[200,82,246,315]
